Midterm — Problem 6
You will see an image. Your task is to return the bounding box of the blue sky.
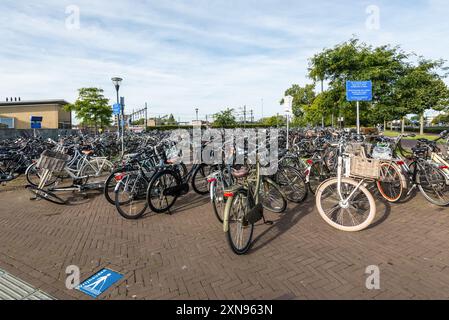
[1,0,448,122]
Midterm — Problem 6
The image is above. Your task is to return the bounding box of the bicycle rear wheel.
[316,178,376,232]
[225,189,254,255]
[275,165,308,203]
[25,163,58,187]
[192,164,212,195]
[309,162,331,195]
[418,162,449,206]
[376,162,405,203]
[104,169,125,205]
[259,178,287,213]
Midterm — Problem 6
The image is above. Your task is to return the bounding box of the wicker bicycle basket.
[349,156,381,180]
[36,150,70,172]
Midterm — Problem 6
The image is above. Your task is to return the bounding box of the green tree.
[65,88,111,133]
[260,115,286,127]
[282,84,316,123]
[395,59,449,134]
[307,39,411,127]
[213,108,237,127]
[432,113,449,125]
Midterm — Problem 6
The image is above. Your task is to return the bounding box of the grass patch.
[383,131,437,141]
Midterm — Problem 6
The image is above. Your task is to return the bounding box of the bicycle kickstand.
[262,215,274,226]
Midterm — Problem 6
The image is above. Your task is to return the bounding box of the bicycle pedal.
[264,220,274,226]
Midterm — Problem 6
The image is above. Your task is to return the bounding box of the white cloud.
[0,0,447,122]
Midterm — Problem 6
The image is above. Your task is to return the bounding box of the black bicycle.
[146,162,212,214]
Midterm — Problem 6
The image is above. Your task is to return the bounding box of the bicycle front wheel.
[115,173,149,219]
[316,178,376,232]
[225,189,254,255]
[211,180,226,223]
[147,170,181,213]
[26,185,67,205]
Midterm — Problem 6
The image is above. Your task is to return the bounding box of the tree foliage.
[213,108,237,127]
[259,115,286,127]
[298,38,449,128]
[65,87,111,132]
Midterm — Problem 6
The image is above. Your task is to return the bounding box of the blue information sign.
[77,268,123,298]
[346,81,372,102]
[30,116,43,122]
[31,115,43,129]
[113,104,122,115]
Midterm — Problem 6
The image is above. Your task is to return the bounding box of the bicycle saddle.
[165,159,177,164]
[82,150,94,156]
[232,167,250,179]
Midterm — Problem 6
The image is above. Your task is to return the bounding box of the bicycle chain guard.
[163,183,189,197]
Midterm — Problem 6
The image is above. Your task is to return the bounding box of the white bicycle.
[315,142,377,232]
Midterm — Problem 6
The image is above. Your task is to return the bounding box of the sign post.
[284,95,293,150]
[113,103,121,139]
[346,81,372,134]
[120,97,125,157]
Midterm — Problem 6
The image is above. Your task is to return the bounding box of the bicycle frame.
[336,153,366,205]
[223,159,262,233]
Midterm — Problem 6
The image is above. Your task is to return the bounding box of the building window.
[0,118,15,129]
[59,122,72,129]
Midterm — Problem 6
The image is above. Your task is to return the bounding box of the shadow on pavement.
[250,196,315,253]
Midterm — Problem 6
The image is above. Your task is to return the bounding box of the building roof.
[0,99,69,107]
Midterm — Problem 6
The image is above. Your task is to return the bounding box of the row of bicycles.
[4,127,449,256]
[207,129,449,254]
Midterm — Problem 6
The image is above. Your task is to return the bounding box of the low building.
[0,99,72,129]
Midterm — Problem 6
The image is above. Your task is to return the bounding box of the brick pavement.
[1,183,449,300]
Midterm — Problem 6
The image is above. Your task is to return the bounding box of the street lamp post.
[111,77,123,153]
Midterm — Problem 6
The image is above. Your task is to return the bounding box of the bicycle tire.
[309,162,331,195]
[25,163,62,187]
[275,165,308,203]
[192,164,211,195]
[104,169,124,205]
[146,169,181,214]
[114,174,149,220]
[315,178,376,232]
[26,185,67,205]
[376,162,406,203]
[417,162,449,206]
[224,189,254,255]
[210,180,225,223]
[259,178,287,213]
